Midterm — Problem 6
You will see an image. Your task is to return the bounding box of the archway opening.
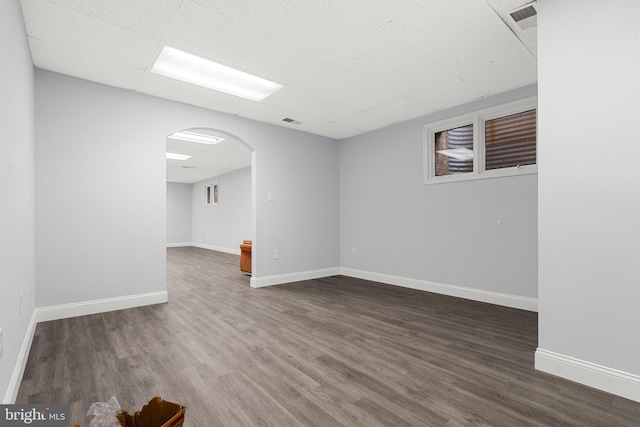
[165,127,256,282]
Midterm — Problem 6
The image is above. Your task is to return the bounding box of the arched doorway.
[165,127,256,281]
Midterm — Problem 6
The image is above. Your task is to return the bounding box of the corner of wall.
[2,310,38,404]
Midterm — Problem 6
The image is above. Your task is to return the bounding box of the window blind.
[485,109,536,170]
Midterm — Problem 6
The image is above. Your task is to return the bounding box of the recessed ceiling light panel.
[166,152,192,161]
[151,46,283,102]
[168,130,225,145]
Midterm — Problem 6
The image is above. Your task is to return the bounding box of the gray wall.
[34,69,340,307]
[340,85,538,298]
[35,73,167,306]
[192,167,252,252]
[166,182,192,244]
[0,0,36,402]
[538,1,640,375]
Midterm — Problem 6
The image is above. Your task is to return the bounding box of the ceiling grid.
[19,0,537,181]
[20,0,537,140]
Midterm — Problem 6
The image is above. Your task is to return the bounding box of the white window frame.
[424,96,537,185]
[204,181,219,206]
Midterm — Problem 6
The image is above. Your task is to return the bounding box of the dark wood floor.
[17,247,640,426]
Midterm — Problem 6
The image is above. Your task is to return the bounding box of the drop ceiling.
[166,128,251,184]
[19,0,537,141]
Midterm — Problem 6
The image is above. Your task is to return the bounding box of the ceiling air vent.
[282,117,302,125]
[510,2,537,30]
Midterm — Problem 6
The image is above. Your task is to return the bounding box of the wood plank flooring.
[17,247,640,426]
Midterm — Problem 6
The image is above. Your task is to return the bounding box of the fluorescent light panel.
[168,130,225,145]
[166,152,191,161]
[151,46,283,102]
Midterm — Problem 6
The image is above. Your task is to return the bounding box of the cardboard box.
[117,397,186,427]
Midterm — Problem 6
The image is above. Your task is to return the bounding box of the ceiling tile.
[407,77,486,112]
[191,0,379,60]
[163,1,323,85]
[28,38,145,91]
[333,110,383,133]
[21,0,160,69]
[290,62,398,112]
[520,30,537,59]
[329,31,484,110]
[43,0,182,39]
[364,97,437,126]
[298,101,363,125]
[329,30,444,84]
[263,86,362,124]
[234,101,292,126]
[384,0,536,95]
[332,0,426,28]
[260,86,319,115]
[458,47,537,94]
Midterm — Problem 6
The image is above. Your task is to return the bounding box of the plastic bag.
[86,396,121,427]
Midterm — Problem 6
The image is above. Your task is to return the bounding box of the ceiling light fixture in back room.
[167,130,225,145]
[166,152,191,161]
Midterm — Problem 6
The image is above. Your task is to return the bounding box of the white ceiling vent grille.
[510,2,537,30]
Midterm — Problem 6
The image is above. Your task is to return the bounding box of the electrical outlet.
[0,328,3,360]
[273,249,280,260]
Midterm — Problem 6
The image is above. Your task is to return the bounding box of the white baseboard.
[166,242,192,248]
[191,242,241,256]
[3,310,38,404]
[166,242,241,255]
[250,268,340,288]
[339,268,538,312]
[35,291,168,323]
[535,348,640,403]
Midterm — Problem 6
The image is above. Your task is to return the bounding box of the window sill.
[423,165,537,185]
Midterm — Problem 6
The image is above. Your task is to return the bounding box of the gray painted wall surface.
[192,167,252,252]
[34,70,340,307]
[0,0,36,402]
[340,85,538,298]
[35,74,167,306]
[538,1,640,375]
[166,182,192,244]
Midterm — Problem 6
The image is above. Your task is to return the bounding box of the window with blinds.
[424,97,537,184]
[485,109,536,170]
